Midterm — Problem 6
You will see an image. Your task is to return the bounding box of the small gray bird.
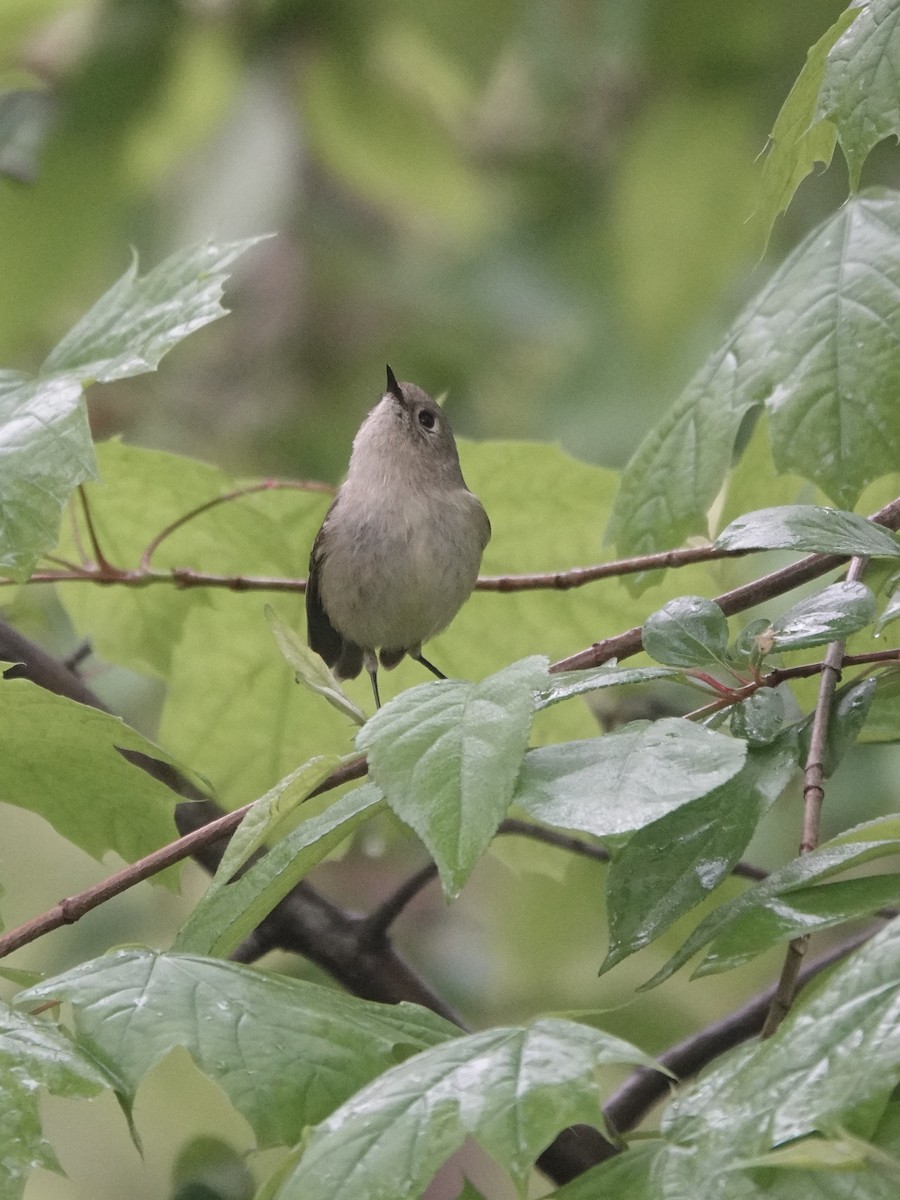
[306,366,491,708]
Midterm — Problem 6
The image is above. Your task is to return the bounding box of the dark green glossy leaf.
[642,596,729,667]
[601,736,797,974]
[537,664,684,710]
[730,687,786,746]
[357,657,547,897]
[515,718,746,838]
[716,506,900,559]
[645,815,900,988]
[657,917,900,1197]
[770,582,875,651]
[697,874,900,976]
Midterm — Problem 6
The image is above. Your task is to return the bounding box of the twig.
[476,544,738,591]
[138,479,333,570]
[0,755,367,959]
[761,554,870,1038]
[78,486,113,572]
[551,496,900,674]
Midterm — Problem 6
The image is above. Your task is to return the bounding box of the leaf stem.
[138,479,333,570]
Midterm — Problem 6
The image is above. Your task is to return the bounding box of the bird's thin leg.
[364,651,382,709]
[413,653,446,681]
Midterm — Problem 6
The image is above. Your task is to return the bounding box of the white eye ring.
[418,409,436,430]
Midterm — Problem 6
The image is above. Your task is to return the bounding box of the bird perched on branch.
[306,366,491,707]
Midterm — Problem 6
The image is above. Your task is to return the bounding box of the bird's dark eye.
[417,409,436,430]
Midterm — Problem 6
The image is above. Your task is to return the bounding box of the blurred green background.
[3,1,895,1197]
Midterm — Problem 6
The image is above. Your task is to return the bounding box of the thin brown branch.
[551,495,900,674]
[78,486,113,571]
[761,554,870,1038]
[476,544,738,591]
[138,479,334,570]
[0,755,368,960]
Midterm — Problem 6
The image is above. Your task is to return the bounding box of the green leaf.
[515,719,747,838]
[696,874,900,977]
[273,1018,662,1200]
[549,1142,661,1199]
[770,582,876,651]
[357,657,547,897]
[20,951,456,1147]
[54,440,334,807]
[0,676,181,872]
[265,605,364,726]
[174,783,384,957]
[601,735,798,974]
[657,918,900,1197]
[0,1003,110,1200]
[876,579,900,635]
[816,0,900,189]
[642,596,729,667]
[609,192,900,560]
[1,240,264,580]
[716,506,900,559]
[806,676,877,775]
[644,815,900,988]
[0,373,96,578]
[42,239,268,384]
[862,672,900,744]
[537,664,685,710]
[754,7,855,243]
[730,687,786,746]
[204,754,348,886]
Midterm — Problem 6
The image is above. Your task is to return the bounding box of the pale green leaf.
[0,1003,110,1200]
[549,1142,661,1199]
[610,192,900,561]
[265,605,364,726]
[816,0,900,189]
[174,783,384,957]
[20,950,455,1147]
[274,1019,662,1199]
[0,676,181,873]
[42,239,268,384]
[207,754,348,886]
[358,657,547,896]
[754,7,856,242]
[0,373,95,578]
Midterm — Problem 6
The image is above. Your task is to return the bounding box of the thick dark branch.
[601,927,876,1146]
